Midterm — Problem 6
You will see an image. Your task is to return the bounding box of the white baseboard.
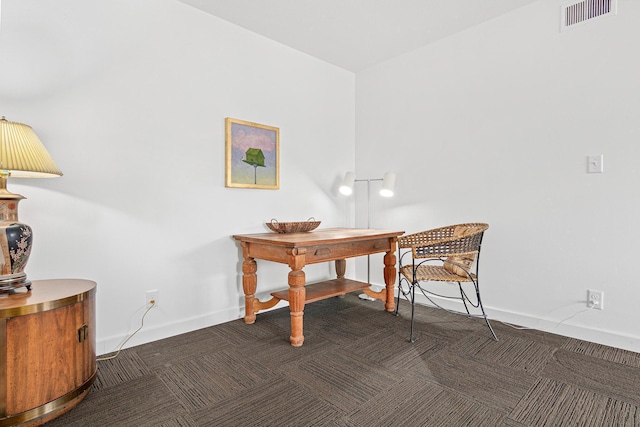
[403,291,640,353]
[96,306,241,356]
[487,306,640,353]
[98,290,640,356]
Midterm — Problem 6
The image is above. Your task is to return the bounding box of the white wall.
[3,0,639,354]
[356,0,640,351]
[0,0,355,354]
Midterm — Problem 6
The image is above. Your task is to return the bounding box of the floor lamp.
[339,172,396,300]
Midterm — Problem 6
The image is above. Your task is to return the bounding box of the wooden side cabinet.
[0,279,97,427]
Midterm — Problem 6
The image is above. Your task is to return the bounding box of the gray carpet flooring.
[45,293,640,426]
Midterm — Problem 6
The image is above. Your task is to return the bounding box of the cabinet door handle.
[77,324,88,343]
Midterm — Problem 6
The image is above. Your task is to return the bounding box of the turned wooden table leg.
[335,259,347,298]
[240,243,258,324]
[383,243,397,313]
[287,248,307,347]
[335,259,346,278]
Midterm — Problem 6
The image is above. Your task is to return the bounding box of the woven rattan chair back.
[399,223,488,254]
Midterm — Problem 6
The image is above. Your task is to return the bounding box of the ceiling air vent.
[561,0,617,31]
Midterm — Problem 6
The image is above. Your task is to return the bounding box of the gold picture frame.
[225,118,280,189]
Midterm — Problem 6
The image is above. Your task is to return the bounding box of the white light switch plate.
[587,154,604,173]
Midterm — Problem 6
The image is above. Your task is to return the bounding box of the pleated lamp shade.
[0,117,63,178]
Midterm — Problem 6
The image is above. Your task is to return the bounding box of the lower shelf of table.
[271,278,370,304]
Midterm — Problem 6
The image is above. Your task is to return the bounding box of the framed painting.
[225,118,280,189]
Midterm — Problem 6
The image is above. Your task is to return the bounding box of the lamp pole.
[355,178,383,299]
[361,178,379,284]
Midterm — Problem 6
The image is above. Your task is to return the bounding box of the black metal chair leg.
[459,282,471,316]
[484,316,498,341]
[474,281,498,341]
[409,283,416,343]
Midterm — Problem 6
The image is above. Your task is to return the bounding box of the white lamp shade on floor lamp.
[379,172,396,197]
[339,172,356,196]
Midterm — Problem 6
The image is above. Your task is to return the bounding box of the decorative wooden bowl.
[266,218,320,233]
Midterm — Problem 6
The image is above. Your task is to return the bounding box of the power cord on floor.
[96,300,155,362]
[497,320,534,331]
[553,304,595,328]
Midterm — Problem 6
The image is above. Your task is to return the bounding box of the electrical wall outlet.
[146,289,158,308]
[587,289,604,310]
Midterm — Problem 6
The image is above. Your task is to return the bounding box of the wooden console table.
[0,279,97,427]
[232,228,404,347]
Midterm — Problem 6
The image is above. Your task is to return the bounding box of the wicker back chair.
[396,223,497,342]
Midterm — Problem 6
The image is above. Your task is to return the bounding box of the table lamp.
[0,117,62,293]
